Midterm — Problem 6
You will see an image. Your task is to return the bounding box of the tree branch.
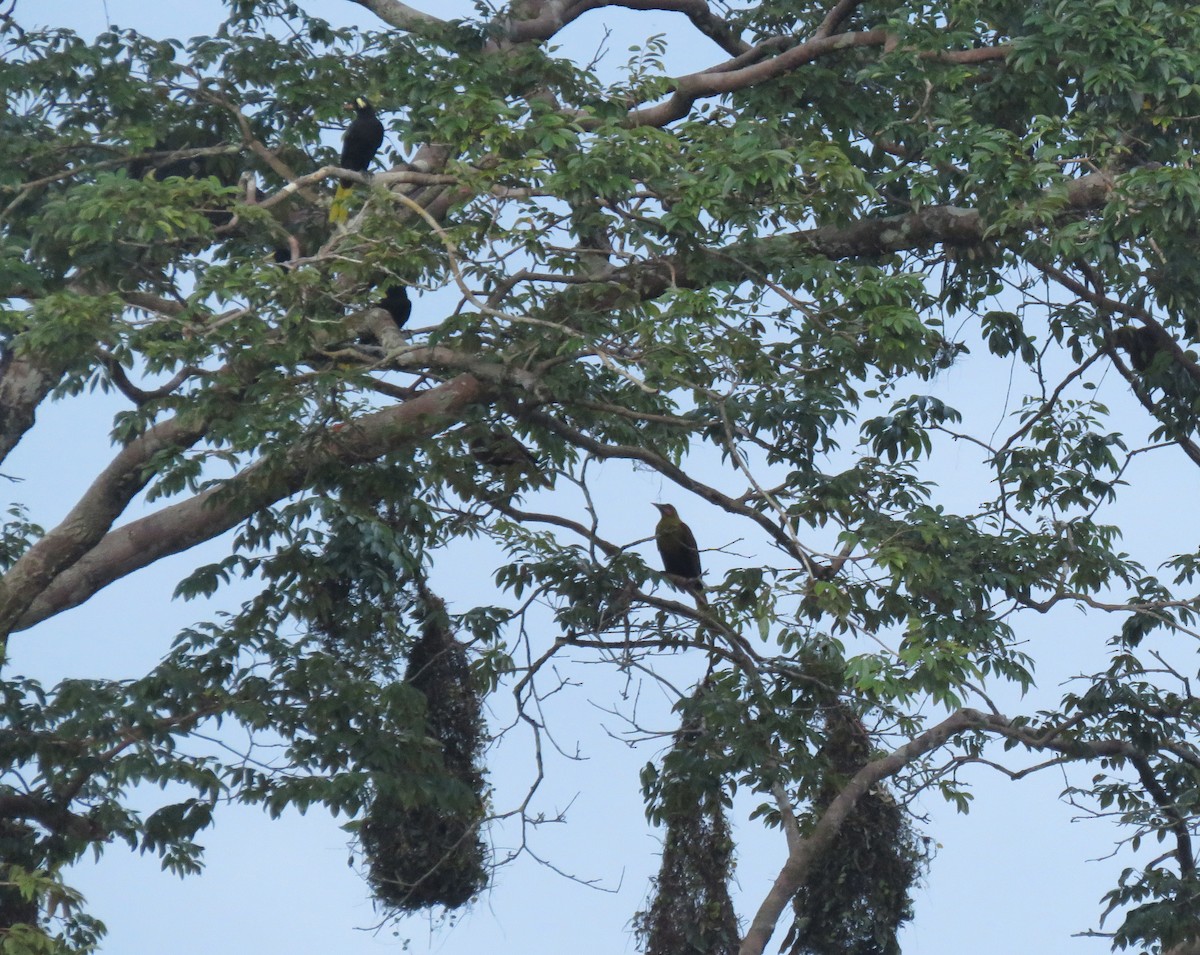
[738,704,1192,955]
[623,29,1011,127]
[815,0,865,38]
[0,792,105,841]
[592,168,1119,302]
[347,0,449,32]
[0,350,66,468]
[625,29,888,127]
[579,0,748,56]
[739,707,980,955]
[1128,751,1197,880]
[0,414,210,640]
[12,374,491,633]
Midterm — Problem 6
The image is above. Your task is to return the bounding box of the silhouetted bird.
[329,96,385,224]
[470,427,550,489]
[653,503,705,604]
[1111,324,1159,372]
[378,285,411,330]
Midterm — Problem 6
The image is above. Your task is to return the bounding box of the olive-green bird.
[470,427,551,489]
[653,503,706,604]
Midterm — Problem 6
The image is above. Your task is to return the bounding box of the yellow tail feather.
[328,183,354,224]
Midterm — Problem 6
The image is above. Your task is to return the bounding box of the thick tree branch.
[121,291,187,318]
[347,0,451,32]
[601,168,1120,299]
[497,0,587,43]
[625,29,887,127]
[0,415,210,640]
[12,374,491,633]
[815,0,864,38]
[572,0,748,56]
[0,792,105,841]
[624,30,1011,127]
[0,351,64,467]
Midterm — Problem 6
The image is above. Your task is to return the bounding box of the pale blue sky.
[8,2,1192,953]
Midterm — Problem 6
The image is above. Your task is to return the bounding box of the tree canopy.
[4,0,1200,952]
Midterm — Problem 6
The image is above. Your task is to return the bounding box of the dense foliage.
[4,0,1200,952]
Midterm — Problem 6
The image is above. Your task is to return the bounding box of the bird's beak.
[652,503,666,514]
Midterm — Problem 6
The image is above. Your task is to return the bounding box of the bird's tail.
[328,183,354,224]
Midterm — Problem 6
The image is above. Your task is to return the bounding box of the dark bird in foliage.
[129,135,238,185]
[1111,322,1200,382]
[470,427,550,489]
[653,503,705,604]
[377,284,411,330]
[329,96,385,224]
[1111,324,1161,372]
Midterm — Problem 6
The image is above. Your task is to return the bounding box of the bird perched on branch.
[377,285,411,330]
[653,503,706,604]
[329,96,385,224]
[1110,324,1161,372]
[470,427,551,490]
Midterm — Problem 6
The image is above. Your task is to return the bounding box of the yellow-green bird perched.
[328,96,385,225]
[653,503,706,605]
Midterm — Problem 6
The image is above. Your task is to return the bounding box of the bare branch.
[815,0,865,38]
[622,30,1011,128]
[626,29,888,128]
[347,0,450,32]
[585,0,748,56]
[739,708,980,955]
[0,413,210,639]
[96,352,203,406]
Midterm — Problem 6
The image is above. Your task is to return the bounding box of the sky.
[7,1,1198,953]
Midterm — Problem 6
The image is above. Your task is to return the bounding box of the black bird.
[1111,324,1160,373]
[653,503,705,604]
[329,96,385,224]
[377,285,411,330]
